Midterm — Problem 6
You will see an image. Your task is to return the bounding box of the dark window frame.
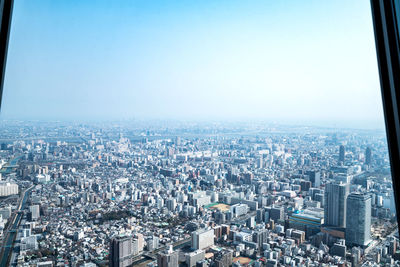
[371,0,400,230]
[0,0,13,110]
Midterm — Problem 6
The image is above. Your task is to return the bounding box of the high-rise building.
[109,236,133,267]
[132,238,139,256]
[339,145,345,163]
[365,147,372,165]
[345,193,371,247]
[132,233,144,255]
[167,198,177,211]
[389,236,397,256]
[324,182,349,227]
[246,216,255,228]
[252,229,268,249]
[257,157,263,168]
[157,245,179,267]
[268,206,284,222]
[148,236,159,251]
[191,228,214,250]
[306,170,321,188]
[29,205,40,221]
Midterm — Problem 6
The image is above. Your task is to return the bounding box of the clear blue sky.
[0,0,385,128]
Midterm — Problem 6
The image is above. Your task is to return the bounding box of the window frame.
[370,0,400,230]
[0,0,13,109]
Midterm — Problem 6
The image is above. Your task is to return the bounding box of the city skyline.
[0,0,398,266]
[0,120,396,266]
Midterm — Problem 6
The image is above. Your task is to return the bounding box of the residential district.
[0,121,398,267]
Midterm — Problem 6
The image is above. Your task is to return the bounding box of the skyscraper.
[324,182,349,228]
[109,236,133,267]
[365,147,372,165]
[345,193,371,247]
[339,145,345,163]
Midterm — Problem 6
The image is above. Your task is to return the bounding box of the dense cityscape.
[0,120,397,267]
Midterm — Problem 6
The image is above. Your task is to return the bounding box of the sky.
[0,0,385,129]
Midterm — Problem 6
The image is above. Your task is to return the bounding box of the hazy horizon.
[0,0,385,130]
[0,117,386,132]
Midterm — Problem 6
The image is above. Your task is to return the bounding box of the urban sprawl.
[0,121,397,267]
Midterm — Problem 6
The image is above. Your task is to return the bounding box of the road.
[0,185,34,267]
[363,226,398,264]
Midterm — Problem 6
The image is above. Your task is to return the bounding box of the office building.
[148,236,159,251]
[192,228,214,250]
[252,229,268,249]
[324,182,349,228]
[389,236,397,256]
[345,193,371,247]
[365,147,372,165]
[306,170,321,188]
[269,206,284,222]
[339,145,345,163]
[167,198,177,211]
[132,234,144,256]
[109,236,133,267]
[230,203,248,218]
[30,205,40,220]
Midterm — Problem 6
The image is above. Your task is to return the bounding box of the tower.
[365,147,372,165]
[324,182,349,227]
[339,145,345,163]
[345,193,371,247]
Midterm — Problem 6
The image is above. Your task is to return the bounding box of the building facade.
[324,182,349,228]
[345,193,372,247]
[109,236,133,267]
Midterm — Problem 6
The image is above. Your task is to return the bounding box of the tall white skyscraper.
[324,182,349,228]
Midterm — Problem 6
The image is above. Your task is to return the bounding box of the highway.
[0,185,34,267]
